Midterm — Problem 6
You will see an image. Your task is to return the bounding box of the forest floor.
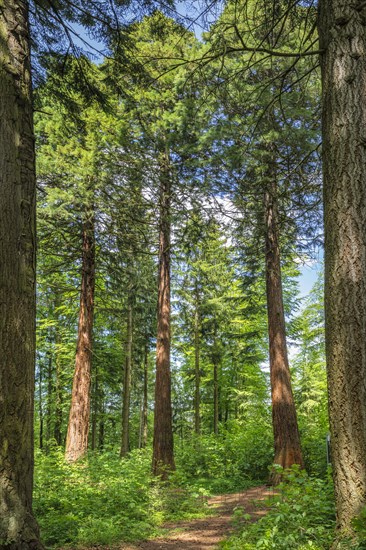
[118,485,275,550]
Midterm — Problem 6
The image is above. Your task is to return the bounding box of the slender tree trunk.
[91,366,98,451]
[141,343,149,448]
[65,202,95,462]
[194,286,201,435]
[152,150,175,478]
[264,178,304,474]
[319,0,366,531]
[213,324,220,436]
[98,401,105,450]
[121,302,133,457]
[54,325,63,446]
[213,359,219,435]
[46,350,52,444]
[38,362,44,450]
[0,2,42,547]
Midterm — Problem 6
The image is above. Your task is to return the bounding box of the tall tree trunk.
[264,178,304,474]
[38,362,44,451]
[213,359,219,435]
[141,343,149,449]
[121,302,133,457]
[46,350,53,444]
[65,202,95,462]
[194,285,201,435]
[319,0,366,531]
[0,2,42,547]
[91,366,98,451]
[54,324,63,446]
[98,400,105,450]
[213,323,220,436]
[152,150,175,478]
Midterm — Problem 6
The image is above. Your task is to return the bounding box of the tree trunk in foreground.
[264,181,304,475]
[319,0,366,531]
[65,206,95,462]
[152,151,175,479]
[121,302,133,457]
[0,2,43,547]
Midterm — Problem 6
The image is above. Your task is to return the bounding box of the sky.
[298,261,321,298]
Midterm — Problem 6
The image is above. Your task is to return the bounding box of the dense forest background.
[1,1,366,549]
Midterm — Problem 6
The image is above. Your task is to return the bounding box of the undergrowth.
[33,447,209,548]
[221,466,336,550]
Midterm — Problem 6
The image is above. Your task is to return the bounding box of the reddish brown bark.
[264,180,304,476]
[65,206,95,462]
[152,151,175,479]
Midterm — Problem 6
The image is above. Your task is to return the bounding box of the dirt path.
[119,485,275,550]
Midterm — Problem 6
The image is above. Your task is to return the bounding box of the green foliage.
[292,272,329,476]
[221,467,335,550]
[33,448,208,547]
[175,422,273,493]
[352,507,366,548]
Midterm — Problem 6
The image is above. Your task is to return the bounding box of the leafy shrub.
[175,421,273,493]
[33,447,207,548]
[352,506,366,549]
[221,466,336,549]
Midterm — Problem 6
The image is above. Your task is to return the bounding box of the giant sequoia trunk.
[319,0,366,531]
[121,302,133,457]
[0,2,42,547]
[152,151,175,478]
[65,206,95,462]
[264,180,304,474]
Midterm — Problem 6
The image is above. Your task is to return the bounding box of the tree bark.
[141,343,149,448]
[319,0,366,531]
[264,178,304,475]
[38,361,44,451]
[46,350,52,445]
[194,285,201,435]
[0,2,43,547]
[54,323,63,446]
[91,365,98,451]
[213,323,220,436]
[213,359,219,435]
[121,302,133,457]
[65,203,95,462]
[152,150,175,478]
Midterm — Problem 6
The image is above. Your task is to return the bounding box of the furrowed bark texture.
[121,302,133,457]
[264,182,304,474]
[65,209,95,462]
[319,0,366,530]
[0,1,42,547]
[152,152,175,479]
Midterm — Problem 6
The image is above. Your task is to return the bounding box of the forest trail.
[119,485,274,550]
